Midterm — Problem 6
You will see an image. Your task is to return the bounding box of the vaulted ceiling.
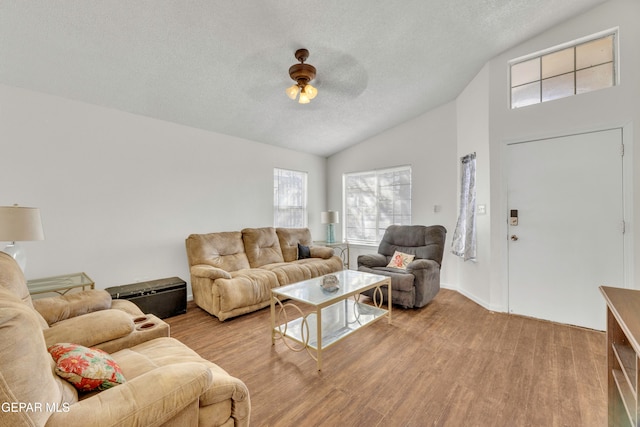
[0,1,606,157]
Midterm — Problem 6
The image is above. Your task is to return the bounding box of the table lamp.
[321,211,339,244]
[0,205,44,272]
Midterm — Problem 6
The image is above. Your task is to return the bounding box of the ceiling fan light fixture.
[298,91,310,104]
[287,49,317,103]
[286,84,300,100]
[303,83,317,100]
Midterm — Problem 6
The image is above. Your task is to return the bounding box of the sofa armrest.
[406,258,440,273]
[43,309,134,348]
[45,362,213,427]
[110,298,145,316]
[309,246,334,259]
[191,264,232,280]
[406,259,441,308]
[32,290,112,325]
[357,253,388,268]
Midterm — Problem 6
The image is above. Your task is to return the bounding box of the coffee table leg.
[270,293,276,345]
[316,307,323,370]
[387,279,392,324]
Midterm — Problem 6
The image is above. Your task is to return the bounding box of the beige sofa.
[0,252,250,427]
[186,227,343,321]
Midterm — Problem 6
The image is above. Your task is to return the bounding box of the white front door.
[507,128,624,330]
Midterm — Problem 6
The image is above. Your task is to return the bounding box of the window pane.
[378,172,394,187]
[379,187,394,202]
[344,166,411,244]
[274,168,307,228]
[542,47,574,79]
[397,215,412,225]
[511,57,540,87]
[577,35,613,69]
[509,32,616,109]
[396,199,411,216]
[511,81,540,108]
[396,185,411,202]
[542,73,574,102]
[378,217,392,229]
[576,62,614,94]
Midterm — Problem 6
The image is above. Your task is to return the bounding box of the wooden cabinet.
[600,286,640,427]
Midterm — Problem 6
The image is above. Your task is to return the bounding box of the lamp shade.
[0,206,45,242]
[321,211,339,224]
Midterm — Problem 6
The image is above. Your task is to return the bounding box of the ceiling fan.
[285,49,318,104]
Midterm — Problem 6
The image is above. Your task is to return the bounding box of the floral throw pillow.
[48,343,126,392]
[386,251,415,270]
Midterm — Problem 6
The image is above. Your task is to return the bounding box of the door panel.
[507,129,623,330]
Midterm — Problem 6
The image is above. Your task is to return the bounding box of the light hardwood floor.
[166,289,607,426]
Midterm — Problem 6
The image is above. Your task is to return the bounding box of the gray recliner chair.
[357,225,446,308]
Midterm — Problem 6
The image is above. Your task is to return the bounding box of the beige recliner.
[0,252,168,353]
[0,253,251,427]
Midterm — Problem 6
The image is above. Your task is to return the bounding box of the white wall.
[327,101,459,286]
[1,84,328,297]
[454,64,493,308]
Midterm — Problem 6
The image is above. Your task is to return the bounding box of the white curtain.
[451,153,477,261]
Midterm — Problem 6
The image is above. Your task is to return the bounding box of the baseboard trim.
[441,282,504,313]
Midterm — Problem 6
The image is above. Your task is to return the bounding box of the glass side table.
[27,272,95,297]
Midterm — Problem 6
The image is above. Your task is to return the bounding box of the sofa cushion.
[0,288,78,427]
[186,232,251,272]
[112,337,250,425]
[262,256,344,286]
[0,252,49,329]
[242,227,285,268]
[260,262,313,286]
[276,228,313,262]
[217,269,279,312]
[0,252,34,306]
[358,266,415,292]
[33,290,112,325]
[309,246,335,259]
[48,343,126,391]
[296,257,344,278]
[42,309,135,349]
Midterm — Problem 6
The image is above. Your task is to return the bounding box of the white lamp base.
[3,242,27,272]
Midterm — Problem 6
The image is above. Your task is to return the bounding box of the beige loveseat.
[0,252,250,427]
[186,227,343,321]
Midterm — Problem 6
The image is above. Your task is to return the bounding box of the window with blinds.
[273,168,307,228]
[343,165,411,244]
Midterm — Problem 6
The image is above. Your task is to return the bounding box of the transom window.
[510,30,617,109]
[274,168,307,228]
[343,166,411,245]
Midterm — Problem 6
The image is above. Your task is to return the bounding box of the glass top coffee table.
[270,269,391,371]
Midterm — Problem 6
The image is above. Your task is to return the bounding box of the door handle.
[510,235,519,241]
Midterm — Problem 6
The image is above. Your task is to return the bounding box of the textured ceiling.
[0,0,606,157]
